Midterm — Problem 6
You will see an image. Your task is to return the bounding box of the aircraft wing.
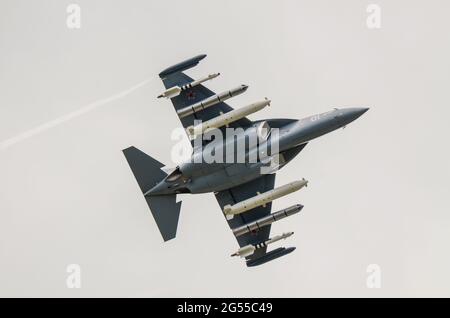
[158,54,252,146]
[215,173,296,266]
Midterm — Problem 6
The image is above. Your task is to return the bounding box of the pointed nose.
[358,107,370,116]
[351,107,369,118]
[335,107,369,127]
[344,107,369,122]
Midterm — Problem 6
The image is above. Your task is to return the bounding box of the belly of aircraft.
[187,163,264,193]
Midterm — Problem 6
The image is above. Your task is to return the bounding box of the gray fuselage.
[148,107,368,195]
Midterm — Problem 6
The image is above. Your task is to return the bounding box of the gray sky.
[1,0,449,297]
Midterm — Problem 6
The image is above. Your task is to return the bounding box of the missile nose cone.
[294,178,308,188]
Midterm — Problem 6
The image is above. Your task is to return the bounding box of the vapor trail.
[0,78,152,151]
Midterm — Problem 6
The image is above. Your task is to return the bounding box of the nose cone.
[357,107,369,116]
[349,107,369,119]
[339,107,369,125]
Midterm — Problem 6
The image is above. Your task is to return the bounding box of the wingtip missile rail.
[157,73,220,99]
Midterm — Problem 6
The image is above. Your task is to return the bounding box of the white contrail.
[0,78,152,151]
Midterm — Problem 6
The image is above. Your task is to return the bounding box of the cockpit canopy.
[256,121,271,142]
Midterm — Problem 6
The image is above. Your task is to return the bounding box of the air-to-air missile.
[186,98,271,138]
[232,204,303,237]
[223,179,308,220]
[231,232,295,258]
[177,84,249,118]
[157,73,220,99]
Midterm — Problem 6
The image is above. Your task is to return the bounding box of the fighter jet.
[123,54,368,266]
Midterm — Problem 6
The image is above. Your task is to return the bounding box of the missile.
[187,98,271,138]
[177,84,249,118]
[223,179,308,220]
[232,204,303,237]
[157,73,220,99]
[231,232,294,258]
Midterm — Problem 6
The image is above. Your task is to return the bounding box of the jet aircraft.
[123,54,368,266]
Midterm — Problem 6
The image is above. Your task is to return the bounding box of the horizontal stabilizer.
[146,195,181,241]
[122,146,166,193]
[123,146,181,241]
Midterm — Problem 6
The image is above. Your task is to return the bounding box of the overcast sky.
[1,0,449,297]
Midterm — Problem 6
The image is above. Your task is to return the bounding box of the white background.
[0,0,449,296]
